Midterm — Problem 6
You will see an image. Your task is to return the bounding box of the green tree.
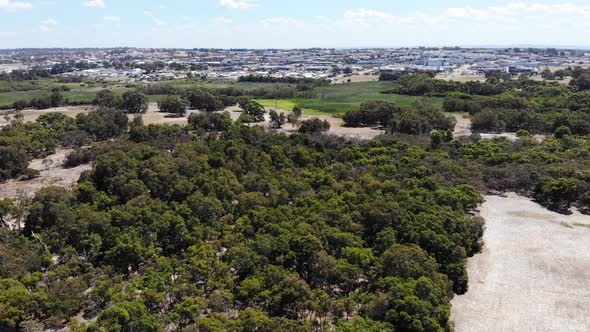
[0,279,39,329]
[49,90,64,108]
[94,89,122,109]
[381,244,437,279]
[554,125,571,138]
[269,110,286,129]
[242,101,266,122]
[298,118,330,133]
[122,91,149,113]
[184,89,223,112]
[157,95,188,116]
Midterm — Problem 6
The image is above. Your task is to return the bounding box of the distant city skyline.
[0,0,589,48]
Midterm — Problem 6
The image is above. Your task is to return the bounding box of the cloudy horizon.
[1,0,589,49]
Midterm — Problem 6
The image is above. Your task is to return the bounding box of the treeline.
[451,134,590,212]
[10,88,75,111]
[378,70,436,81]
[471,109,590,135]
[343,100,456,135]
[136,82,315,100]
[93,88,238,114]
[381,73,545,97]
[0,67,53,81]
[384,69,590,99]
[444,90,590,135]
[569,67,590,91]
[0,121,485,331]
[238,74,330,86]
[379,71,590,136]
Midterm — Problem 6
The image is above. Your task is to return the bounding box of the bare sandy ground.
[452,193,590,332]
[333,74,379,84]
[450,112,472,137]
[139,103,189,125]
[437,74,486,82]
[0,149,91,200]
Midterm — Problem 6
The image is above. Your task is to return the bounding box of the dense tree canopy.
[0,119,491,331]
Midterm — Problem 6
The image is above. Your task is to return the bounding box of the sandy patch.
[437,74,486,82]
[333,75,379,84]
[451,193,590,332]
[449,113,472,137]
[0,149,91,200]
[135,103,189,125]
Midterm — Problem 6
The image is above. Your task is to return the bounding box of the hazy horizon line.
[1,45,590,51]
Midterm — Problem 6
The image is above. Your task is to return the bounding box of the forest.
[1,66,590,331]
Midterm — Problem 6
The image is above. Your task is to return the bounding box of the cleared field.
[254,99,321,115]
[452,193,590,332]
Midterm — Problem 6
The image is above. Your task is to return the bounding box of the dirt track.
[451,193,590,332]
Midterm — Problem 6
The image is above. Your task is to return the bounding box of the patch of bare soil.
[449,113,472,137]
[0,149,91,200]
[333,74,379,84]
[136,103,190,125]
[451,193,590,332]
[437,74,486,82]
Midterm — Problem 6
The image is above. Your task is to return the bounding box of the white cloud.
[260,17,297,26]
[154,18,167,27]
[82,0,105,8]
[41,18,58,25]
[219,0,255,10]
[39,18,58,32]
[344,9,396,22]
[344,2,590,26]
[103,15,120,22]
[144,11,167,27]
[0,0,32,11]
[213,17,233,24]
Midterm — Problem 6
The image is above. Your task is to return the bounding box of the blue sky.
[0,0,589,48]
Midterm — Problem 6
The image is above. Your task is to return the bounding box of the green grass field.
[0,78,132,107]
[257,81,444,116]
[0,79,442,116]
